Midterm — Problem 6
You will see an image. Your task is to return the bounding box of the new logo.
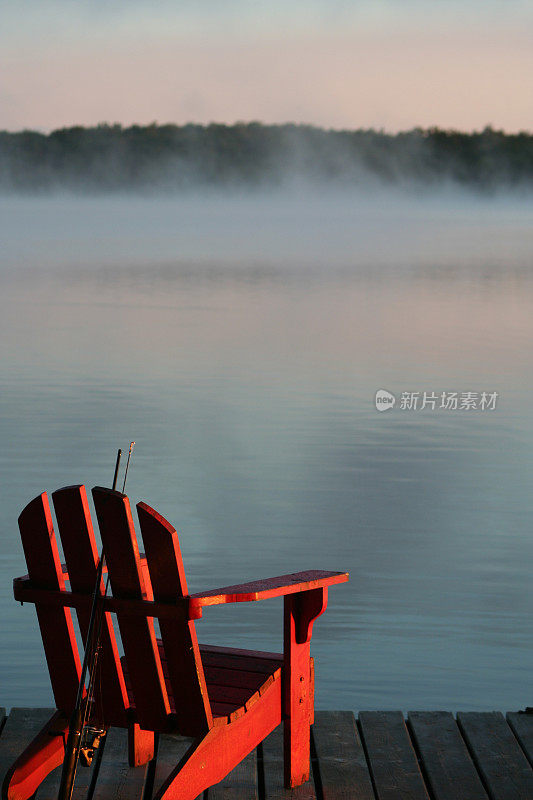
[375,389,396,412]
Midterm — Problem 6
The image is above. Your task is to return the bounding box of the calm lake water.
[1,191,532,713]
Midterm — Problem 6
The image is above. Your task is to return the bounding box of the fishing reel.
[79,726,106,767]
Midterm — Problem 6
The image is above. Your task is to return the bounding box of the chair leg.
[154,678,282,800]
[2,711,69,800]
[127,723,155,767]
[283,646,312,788]
[283,590,325,788]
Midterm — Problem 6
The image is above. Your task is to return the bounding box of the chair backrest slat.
[52,485,129,727]
[18,493,82,711]
[137,502,212,736]
[92,487,170,731]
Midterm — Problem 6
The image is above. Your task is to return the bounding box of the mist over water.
[2,188,532,273]
[1,188,532,713]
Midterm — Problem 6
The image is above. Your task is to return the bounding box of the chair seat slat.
[199,648,283,674]
[123,642,280,726]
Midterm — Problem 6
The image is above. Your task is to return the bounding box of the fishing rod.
[122,441,135,493]
[58,444,135,800]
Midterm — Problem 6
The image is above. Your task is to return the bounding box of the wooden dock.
[1,708,532,800]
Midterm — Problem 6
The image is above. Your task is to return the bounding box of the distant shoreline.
[1,122,532,193]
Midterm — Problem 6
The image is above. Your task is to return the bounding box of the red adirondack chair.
[3,486,348,800]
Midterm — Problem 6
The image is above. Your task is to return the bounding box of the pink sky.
[1,4,532,132]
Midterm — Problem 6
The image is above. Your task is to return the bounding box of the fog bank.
[1,123,533,195]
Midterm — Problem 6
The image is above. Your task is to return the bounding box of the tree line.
[1,122,532,192]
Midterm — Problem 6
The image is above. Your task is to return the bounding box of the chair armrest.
[14,568,348,627]
[189,569,348,614]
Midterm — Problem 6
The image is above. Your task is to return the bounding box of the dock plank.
[312,711,374,800]
[0,708,58,793]
[262,724,316,800]
[36,761,94,800]
[152,734,196,800]
[2,708,533,800]
[507,713,533,768]
[210,750,258,800]
[458,711,533,800]
[408,711,487,800]
[91,727,148,800]
[36,739,96,800]
[358,711,429,800]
